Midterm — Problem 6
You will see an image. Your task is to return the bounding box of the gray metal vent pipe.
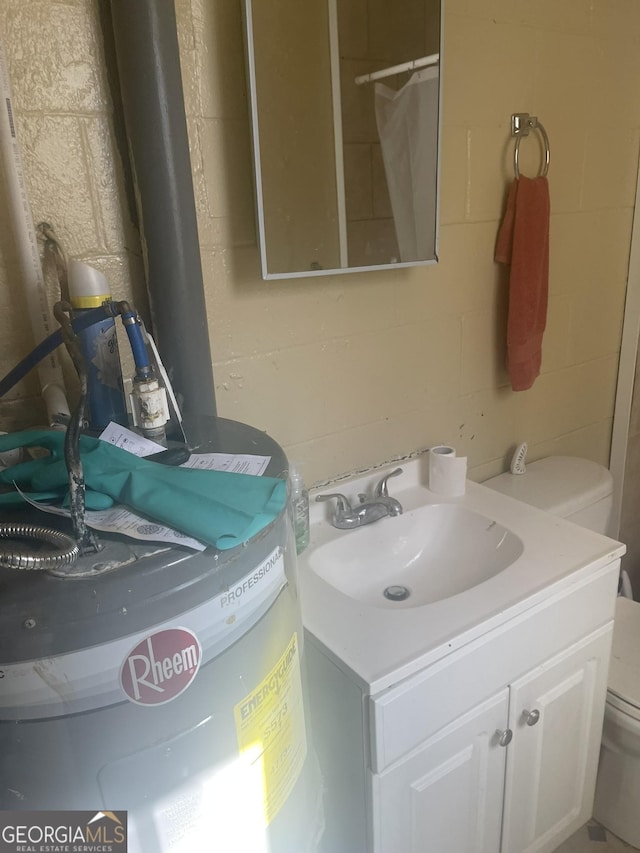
[108,0,216,418]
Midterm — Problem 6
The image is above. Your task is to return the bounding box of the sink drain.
[383,585,411,602]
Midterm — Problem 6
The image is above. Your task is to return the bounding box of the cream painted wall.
[0,0,639,495]
[180,0,640,485]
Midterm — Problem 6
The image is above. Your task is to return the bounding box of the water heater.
[0,416,322,852]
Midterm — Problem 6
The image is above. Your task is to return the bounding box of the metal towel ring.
[511,113,550,179]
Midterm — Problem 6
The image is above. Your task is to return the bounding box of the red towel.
[495,176,550,391]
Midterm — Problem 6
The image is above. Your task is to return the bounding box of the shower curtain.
[375,66,439,263]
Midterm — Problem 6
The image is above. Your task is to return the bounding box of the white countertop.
[298,457,625,695]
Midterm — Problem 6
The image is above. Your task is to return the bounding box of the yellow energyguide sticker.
[234,633,308,826]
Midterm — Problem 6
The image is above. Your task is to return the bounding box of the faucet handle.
[374,467,403,498]
[315,492,353,515]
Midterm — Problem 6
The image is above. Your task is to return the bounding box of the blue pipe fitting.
[120,312,151,374]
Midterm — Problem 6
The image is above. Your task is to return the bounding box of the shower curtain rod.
[355,52,439,86]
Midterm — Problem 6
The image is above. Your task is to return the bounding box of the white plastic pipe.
[0,39,69,424]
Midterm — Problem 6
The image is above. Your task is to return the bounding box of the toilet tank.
[483,455,614,536]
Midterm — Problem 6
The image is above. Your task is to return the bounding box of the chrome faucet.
[316,468,403,529]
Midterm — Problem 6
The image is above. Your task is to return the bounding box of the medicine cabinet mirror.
[244,0,442,279]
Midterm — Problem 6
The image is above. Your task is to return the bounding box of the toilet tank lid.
[609,597,640,711]
[482,456,613,519]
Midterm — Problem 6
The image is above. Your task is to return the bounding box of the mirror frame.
[243,0,444,279]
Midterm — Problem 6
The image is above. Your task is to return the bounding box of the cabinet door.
[500,625,613,853]
[371,689,509,853]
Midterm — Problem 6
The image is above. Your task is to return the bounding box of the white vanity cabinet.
[372,688,509,852]
[305,561,618,853]
[500,628,610,853]
[372,626,611,853]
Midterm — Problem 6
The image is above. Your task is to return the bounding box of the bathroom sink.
[307,503,524,608]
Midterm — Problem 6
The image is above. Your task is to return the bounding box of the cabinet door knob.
[496,728,513,747]
[522,708,540,726]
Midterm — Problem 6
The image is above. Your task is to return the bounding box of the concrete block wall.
[0,0,146,426]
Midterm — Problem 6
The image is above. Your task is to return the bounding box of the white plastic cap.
[68,259,111,307]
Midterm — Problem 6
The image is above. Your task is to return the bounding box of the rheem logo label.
[120,628,202,706]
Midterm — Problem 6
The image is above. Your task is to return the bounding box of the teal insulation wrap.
[0,430,287,550]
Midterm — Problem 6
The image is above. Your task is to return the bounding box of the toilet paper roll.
[429,445,467,497]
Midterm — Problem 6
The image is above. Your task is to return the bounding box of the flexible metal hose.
[53,300,99,554]
[0,522,79,570]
